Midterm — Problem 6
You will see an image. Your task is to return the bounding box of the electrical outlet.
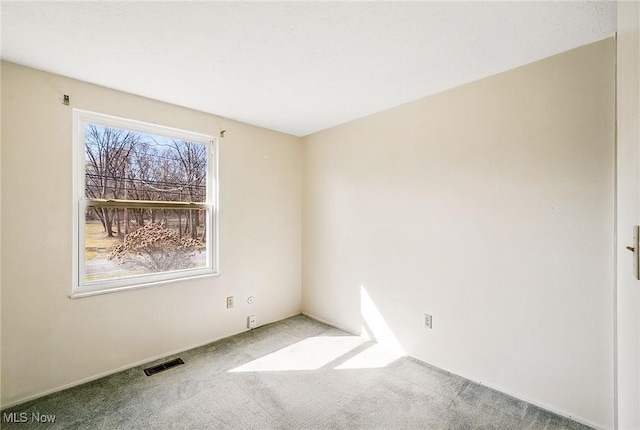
[226,296,234,309]
[424,313,432,329]
[247,315,257,329]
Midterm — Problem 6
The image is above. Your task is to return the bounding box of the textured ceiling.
[1,1,616,137]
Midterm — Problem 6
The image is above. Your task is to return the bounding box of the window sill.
[70,270,220,299]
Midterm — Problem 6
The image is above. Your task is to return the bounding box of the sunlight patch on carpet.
[229,336,365,372]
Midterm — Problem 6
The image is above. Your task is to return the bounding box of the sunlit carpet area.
[1,315,592,429]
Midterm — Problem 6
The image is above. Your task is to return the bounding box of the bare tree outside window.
[83,124,209,281]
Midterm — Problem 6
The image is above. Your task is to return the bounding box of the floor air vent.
[143,358,184,376]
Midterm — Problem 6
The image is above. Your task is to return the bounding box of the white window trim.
[71,109,219,298]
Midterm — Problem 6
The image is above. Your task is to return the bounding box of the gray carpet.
[1,315,592,429]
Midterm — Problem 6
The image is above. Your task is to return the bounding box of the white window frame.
[71,109,219,298]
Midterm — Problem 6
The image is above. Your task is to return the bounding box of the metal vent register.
[143,358,184,376]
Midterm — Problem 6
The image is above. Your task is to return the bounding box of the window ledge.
[70,271,220,299]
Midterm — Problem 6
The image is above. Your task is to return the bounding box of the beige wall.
[302,39,615,428]
[0,61,302,407]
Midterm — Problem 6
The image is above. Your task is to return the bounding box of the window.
[72,109,218,297]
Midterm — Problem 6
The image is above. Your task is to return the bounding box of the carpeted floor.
[1,315,592,429]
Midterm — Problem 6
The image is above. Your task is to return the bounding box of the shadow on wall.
[360,284,405,356]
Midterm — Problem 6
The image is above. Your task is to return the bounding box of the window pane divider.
[85,198,209,210]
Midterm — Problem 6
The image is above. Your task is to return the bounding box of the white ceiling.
[1,1,616,137]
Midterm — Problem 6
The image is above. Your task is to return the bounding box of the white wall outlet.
[226,296,234,309]
[424,313,433,329]
[247,315,257,329]
[247,296,255,304]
